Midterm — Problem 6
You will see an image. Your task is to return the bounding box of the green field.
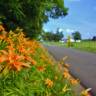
[44,41,96,53]
[71,41,96,53]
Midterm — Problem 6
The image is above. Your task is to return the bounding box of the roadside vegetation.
[0,25,90,96]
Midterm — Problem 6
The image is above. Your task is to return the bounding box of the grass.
[43,41,96,53]
[72,41,96,53]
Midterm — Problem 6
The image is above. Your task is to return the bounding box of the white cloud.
[57,28,75,33]
[65,28,75,33]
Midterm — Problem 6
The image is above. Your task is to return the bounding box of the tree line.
[42,29,64,41]
[42,30,82,42]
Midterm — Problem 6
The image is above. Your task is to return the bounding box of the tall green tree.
[72,31,81,41]
[0,0,68,38]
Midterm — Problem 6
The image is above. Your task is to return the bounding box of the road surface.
[46,45,96,95]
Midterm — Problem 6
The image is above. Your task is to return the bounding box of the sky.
[43,0,96,39]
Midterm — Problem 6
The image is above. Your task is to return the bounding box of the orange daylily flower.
[0,35,5,39]
[70,78,79,85]
[11,61,30,71]
[0,56,6,63]
[45,78,53,88]
[6,52,21,62]
[31,59,37,65]
[13,55,23,61]
[5,38,13,45]
[0,49,30,71]
[7,45,15,51]
[37,66,45,72]
[63,71,71,79]
[18,46,26,53]
[6,53,30,71]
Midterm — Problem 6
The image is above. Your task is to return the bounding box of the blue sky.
[43,0,96,39]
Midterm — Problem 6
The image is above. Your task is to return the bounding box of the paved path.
[45,45,96,95]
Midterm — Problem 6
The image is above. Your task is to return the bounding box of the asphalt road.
[45,45,96,95]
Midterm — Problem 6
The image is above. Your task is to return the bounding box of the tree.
[53,28,64,41]
[72,31,81,41]
[42,32,53,41]
[92,36,96,41]
[0,0,68,38]
[42,31,64,41]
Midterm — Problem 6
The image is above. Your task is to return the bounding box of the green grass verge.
[43,41,96,53]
